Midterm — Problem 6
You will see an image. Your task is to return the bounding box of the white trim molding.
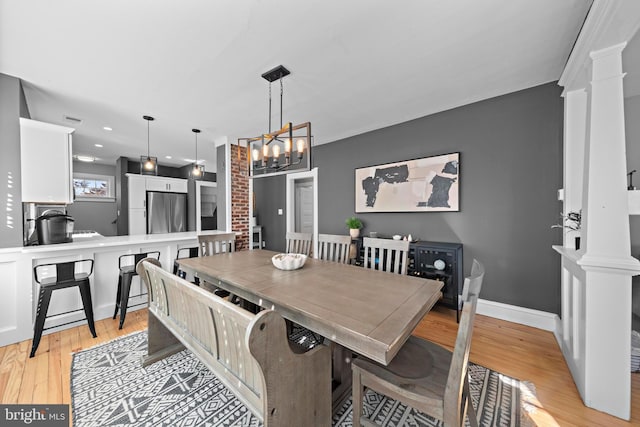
[559,0,640,93]
[285,168,319,257]
[477,299,560,333]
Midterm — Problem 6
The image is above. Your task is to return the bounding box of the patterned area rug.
[71,331,537,427]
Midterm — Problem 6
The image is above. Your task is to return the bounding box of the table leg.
[330,342,353,414]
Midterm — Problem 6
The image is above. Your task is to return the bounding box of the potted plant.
[552,210,582,249]
[346,216,363,238]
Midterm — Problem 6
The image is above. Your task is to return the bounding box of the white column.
[581,44,633,264]
[577,43,640,420]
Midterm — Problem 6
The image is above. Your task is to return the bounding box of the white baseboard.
[477,298,560,333]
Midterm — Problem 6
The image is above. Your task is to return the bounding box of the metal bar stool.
[31,259,97,358]
[173,246,199,282]
[113,251,160,329]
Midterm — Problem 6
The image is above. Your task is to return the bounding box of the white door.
[295,179,314,233]
[286,168,318,256]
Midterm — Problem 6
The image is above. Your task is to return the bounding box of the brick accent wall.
[230,144,249,250]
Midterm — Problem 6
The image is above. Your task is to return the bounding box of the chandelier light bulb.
[253,148,260,162]
[296,139,305,154]
[272,144,280,158]
[262,144,269,158]
[285,138,292,153]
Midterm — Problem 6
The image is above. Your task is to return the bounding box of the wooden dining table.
[178,249,443,409]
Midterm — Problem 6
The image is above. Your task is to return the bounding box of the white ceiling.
[0,0,592,171]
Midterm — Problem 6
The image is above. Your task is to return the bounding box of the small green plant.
[345,216,363,229]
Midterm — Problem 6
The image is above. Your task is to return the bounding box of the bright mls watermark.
[1,405,68,426]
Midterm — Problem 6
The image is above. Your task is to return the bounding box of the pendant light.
[191,128,204,179]
[140,115,158,175]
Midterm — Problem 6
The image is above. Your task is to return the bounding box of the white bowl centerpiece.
[272,253,307,271]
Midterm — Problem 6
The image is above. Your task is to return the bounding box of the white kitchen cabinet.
[127,174,146,209]
[129,208,146,235]
[20,118,75,203]
[145,176,188,193]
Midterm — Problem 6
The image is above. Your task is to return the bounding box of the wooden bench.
[136,258,332,426]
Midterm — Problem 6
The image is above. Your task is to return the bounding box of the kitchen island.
[0,231,230,347]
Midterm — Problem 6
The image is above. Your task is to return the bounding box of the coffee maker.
[24,203,74,245]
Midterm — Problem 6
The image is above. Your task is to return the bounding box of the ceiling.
[0,0,593,171]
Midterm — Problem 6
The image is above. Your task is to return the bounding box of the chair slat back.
[317,234,351,264]
[34,259,94,284]
[286,232,313,256]
[198,233,236,257]
[461,259,484,302]
[362,237,409,275]
[444,259,484,426]
[177,246,199,259]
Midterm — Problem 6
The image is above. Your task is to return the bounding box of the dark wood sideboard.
[408,241,463,321]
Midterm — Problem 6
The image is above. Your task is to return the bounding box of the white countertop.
[3,230,231,255]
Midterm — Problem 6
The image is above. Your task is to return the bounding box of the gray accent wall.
[116,157,128,235]
[254,175,287,252]
[0,74,28,248]
[67,162,118,236]
[255,82,564,314]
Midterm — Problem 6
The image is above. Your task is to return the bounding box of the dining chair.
[198,233,236,257]
[198,233,236,298]
[289,233,352,349]
[362,237,409,274]
[317,233,351,263]
[173,246,199,281]
[286,231,313,256]
[460,258,484,307]
[351,259,485,427]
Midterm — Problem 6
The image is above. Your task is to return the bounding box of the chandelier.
[140,115,157,175]
[241,65,312,177]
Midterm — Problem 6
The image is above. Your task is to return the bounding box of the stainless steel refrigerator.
[147,191,187,234]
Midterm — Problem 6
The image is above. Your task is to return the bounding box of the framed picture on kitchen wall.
[355,152,459,213]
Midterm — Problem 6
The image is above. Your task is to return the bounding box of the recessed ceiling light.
[75,155,95,162]
[94,144,103,148]
[103,126,112,131]
[165,156,172,159]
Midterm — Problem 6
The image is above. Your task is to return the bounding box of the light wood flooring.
[0,306,638,426]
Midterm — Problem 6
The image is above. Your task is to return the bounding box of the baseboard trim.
[477,298,560,332]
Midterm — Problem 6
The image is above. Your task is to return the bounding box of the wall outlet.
[262,241,266,248]
[278,208,283,215]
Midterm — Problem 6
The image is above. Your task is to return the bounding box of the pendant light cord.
[147,119,150,157]
[280,75,283,130]
[268,82,272,134]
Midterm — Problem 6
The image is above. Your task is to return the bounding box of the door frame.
[195,180,218,232]
[286,167,318,257]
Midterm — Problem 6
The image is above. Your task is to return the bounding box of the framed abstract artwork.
[355,152,459,213]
